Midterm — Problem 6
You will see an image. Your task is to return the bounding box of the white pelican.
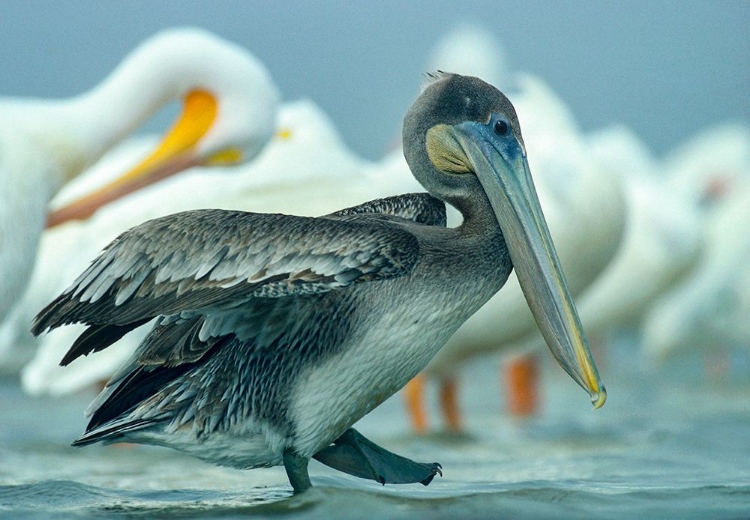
[642,124,750,365]
[33,74,605,493]
[573,126,703,340]
[665,122,750,206]
[642,184,750,363]
[0,27,279,329]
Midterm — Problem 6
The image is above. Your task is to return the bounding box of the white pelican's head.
[48,28,280,227]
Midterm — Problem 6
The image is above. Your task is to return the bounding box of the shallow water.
[2,345,750,519]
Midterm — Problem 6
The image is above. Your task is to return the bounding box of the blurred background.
[1,1,750,517]
[1,0,747,159]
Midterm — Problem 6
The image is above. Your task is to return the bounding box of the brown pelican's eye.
[494,120,509,136]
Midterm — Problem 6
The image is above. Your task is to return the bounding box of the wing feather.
[32,207,420,334]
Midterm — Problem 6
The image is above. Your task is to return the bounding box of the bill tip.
[591,385,607,409]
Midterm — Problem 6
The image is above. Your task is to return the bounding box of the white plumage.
[574,126,702,339]
[643,184,750,361]
[0,28,281,372]
[642,123,750,363]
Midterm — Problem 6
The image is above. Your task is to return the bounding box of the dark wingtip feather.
[86,362,195,432]
[30,293,70,337]
[71,419,155,447]
[60,320,150,367]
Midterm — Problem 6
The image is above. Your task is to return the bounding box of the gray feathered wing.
[31,194,444,443]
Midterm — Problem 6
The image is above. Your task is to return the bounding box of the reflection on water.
[2,343,750,519]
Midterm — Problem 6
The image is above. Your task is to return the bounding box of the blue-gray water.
[2,343,750,519]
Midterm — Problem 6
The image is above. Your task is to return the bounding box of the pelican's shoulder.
[328,193,446,227]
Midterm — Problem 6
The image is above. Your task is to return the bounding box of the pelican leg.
[313,428,442,486]
[403,374,429,434]
[503,353,539,417]
[283,448,312,493]
[439,376,462,432]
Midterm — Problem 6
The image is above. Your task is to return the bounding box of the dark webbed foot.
[313,428,442,486]
[283,448,312,493]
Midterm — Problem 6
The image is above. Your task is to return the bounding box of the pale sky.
[1,0,747,159]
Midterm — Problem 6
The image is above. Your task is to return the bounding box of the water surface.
[2,348,749,518]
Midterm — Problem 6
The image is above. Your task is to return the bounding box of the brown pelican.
[33,73,605,493]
